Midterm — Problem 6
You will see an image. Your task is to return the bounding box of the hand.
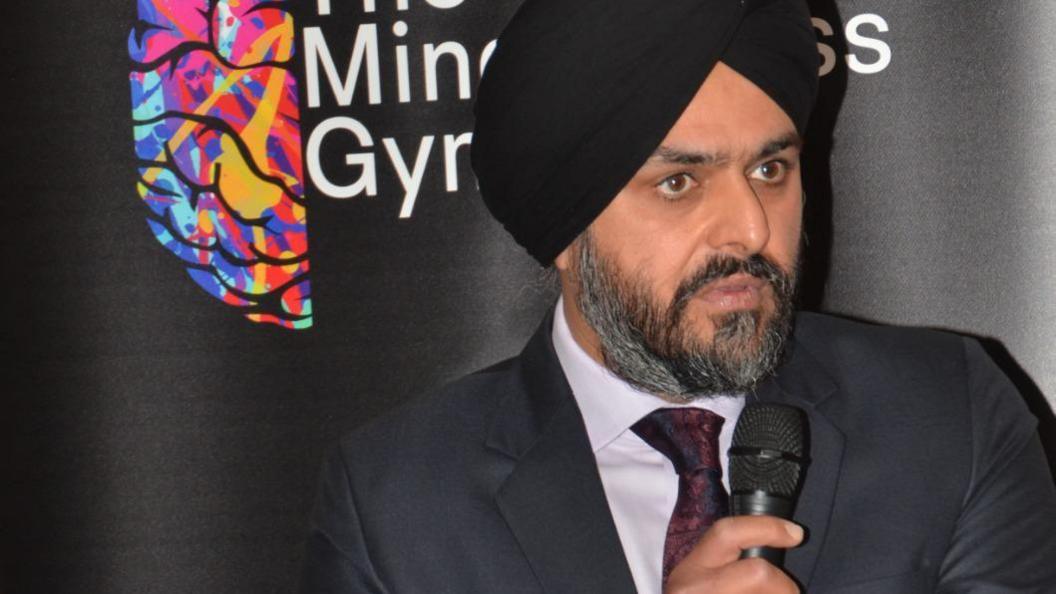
[664,516,804,594]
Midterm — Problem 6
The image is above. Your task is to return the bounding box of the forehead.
[658,62,798,156]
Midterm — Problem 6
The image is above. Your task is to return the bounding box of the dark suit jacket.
[302,312,1056,593]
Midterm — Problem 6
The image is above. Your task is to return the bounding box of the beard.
[570,232,798,402]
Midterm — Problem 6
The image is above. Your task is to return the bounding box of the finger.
[722,557,801,594]
[682,516,804,568]
[666,557,801,594]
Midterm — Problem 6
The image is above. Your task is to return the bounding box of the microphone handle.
[731,490,796,565]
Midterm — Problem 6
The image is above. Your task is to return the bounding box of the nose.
[702,173,770,258]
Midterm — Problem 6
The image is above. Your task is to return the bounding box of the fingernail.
[785,522,804,541]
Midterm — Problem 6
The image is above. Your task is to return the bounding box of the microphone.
[728,403,808,566]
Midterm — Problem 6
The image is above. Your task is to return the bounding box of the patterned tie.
[631,408,728,583]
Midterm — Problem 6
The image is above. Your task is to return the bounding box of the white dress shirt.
[551,298,745,594]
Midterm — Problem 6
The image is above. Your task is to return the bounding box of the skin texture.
[555,62,806,592]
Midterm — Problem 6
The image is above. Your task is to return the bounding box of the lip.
[695,273,768,311]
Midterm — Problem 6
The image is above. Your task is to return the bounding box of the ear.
[553,245,572,272]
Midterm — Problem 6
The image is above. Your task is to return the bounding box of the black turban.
[471,0,819,265]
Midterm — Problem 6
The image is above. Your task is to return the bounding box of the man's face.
[556,62,803,400]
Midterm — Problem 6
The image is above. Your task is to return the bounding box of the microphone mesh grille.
[729,403,806,498]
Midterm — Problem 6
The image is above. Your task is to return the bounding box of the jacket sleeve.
[936,338,1056,592]
[301,444,389,594]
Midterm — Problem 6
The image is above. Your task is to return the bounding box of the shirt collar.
[551,296,744,453]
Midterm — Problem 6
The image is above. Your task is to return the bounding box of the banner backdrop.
[4,1,1054,592]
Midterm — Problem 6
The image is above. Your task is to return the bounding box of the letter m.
[303,24,381,108]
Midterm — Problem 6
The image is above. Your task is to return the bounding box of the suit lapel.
[487,314,637,594]
[754,334,846,587]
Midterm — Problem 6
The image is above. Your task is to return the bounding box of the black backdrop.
[4,1,1054,592]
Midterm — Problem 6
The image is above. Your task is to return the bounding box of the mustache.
[670,254,789,314]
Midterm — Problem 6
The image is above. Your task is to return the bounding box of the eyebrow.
[650,132,802,166]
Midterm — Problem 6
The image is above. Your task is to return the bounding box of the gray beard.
[570,233,797,402]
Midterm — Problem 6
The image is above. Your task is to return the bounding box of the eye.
[656,173,697,200]
[750,160,787,183]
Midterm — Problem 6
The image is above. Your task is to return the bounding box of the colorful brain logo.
[129,0,311,329]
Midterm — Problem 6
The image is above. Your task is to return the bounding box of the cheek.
[764,195,803,267]
[591,209,695,294]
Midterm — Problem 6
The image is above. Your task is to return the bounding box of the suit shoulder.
[794,310,963,349]
[789,312,976,418]
[334,355,522,467]
[789,312,1033,436]
[793,311,965,373]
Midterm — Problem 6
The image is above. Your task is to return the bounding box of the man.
[302,0,1056,592]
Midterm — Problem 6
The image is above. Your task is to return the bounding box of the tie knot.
[631,408,725,474]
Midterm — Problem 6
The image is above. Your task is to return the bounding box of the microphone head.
[729,403,807,498]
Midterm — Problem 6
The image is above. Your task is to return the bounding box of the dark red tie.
[631,408,728,583]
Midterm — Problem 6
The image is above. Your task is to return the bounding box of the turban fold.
[471,0,820,265]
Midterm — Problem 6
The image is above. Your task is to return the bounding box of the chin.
[691,300,774,341]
